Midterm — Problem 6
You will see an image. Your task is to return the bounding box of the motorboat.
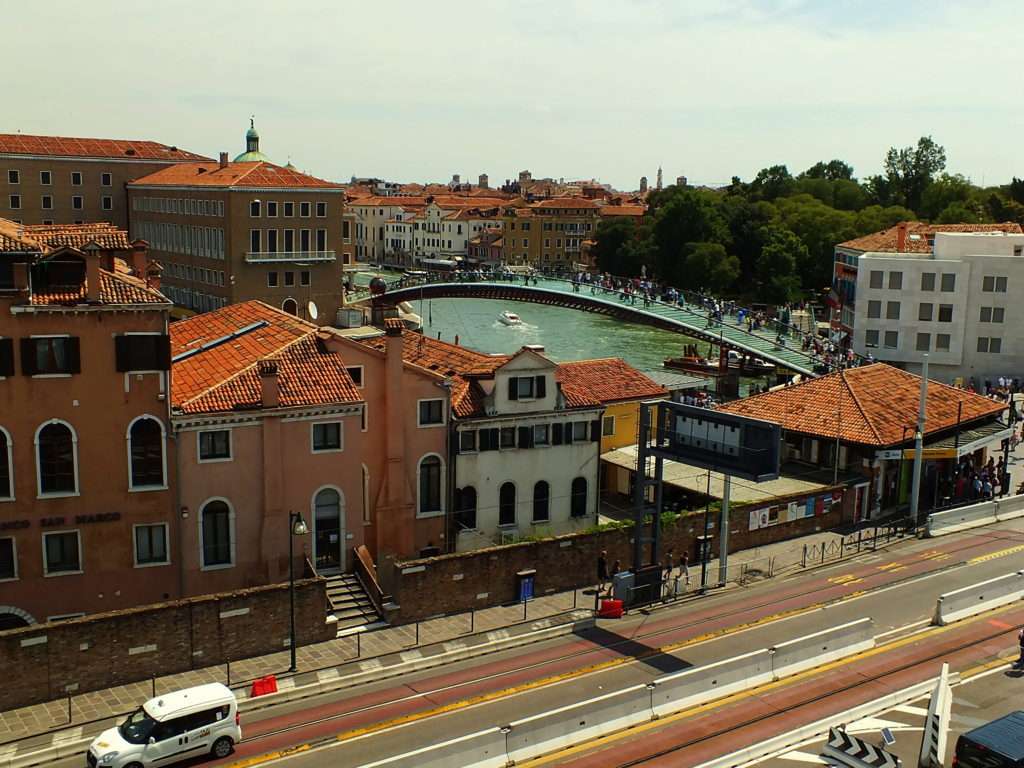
[663,355,724,375]
[498,311,523,326]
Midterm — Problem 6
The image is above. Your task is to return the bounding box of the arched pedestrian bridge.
[355,275,830,377]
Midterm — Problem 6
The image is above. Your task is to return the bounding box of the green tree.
[720,196,777,282]
[1009,177,1024,205]
[853,205,917,235]
[684,242,740,294]
[881,135,947,212]
[749,165,796,201]
[776,196,857,290]
[651,190,728,283]
[936,202,983,224]
[756,227,804,304]
[919,173,973,220]
[832,179,869,211]
[592,217,638,275]
[801,159,855,181]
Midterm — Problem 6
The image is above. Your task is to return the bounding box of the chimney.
[82,242,102,302]
[896,222,908,253]
[219,152,229,169]
[259,359,279,408]
[130,239,148,278]
[145,260,163,291]
[12,261,29,295]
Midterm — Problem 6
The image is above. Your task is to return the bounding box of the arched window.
[200,499,234,568]
[282,298,298,315]
[0,428,12,500]
[499,482,517,527]
[532,481,550,523]
[128,417,164,489]
[571,477,588,518]
[455,486,477,530]
[418,455,443,515]
[36,421,77,495]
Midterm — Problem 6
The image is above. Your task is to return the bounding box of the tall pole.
[700,468,711,593]
[834,370,843,486]
[718,476,731,586]
[909,355,929,526]
[289,512,297,673]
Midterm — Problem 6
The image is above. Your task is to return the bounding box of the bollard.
[470,609,475,635]
[356,631,361,659]
[152,676,156,698]
[523,599,528,622]
[415,621,420,647]
[821,543,826,564]
[857,529,862,552]
[802,544,807,568]
[226,661,231,687]
[67,693,72,726]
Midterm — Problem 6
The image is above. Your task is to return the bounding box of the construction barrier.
[927,493,1024,537]
[651,649,773,717]
[769,618,874,679]
[358,727,508,768]
[505,684,652,764]
[356,616,879,768]
[932,571,1024,625]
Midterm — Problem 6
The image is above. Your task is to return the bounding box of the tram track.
[601,618,1016,768]
[228,526,1023,752]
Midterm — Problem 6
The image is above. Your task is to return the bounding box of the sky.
[7,0,1022,190]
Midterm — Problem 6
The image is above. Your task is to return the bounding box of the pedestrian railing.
[799,521,906,568]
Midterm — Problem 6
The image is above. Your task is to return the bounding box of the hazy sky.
[8,1,1021,190]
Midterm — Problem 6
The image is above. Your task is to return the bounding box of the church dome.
[234,118,270,163]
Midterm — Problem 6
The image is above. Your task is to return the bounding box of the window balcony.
[245,250,336,263]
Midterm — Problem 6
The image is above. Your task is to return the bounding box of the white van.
[86,683,241,768]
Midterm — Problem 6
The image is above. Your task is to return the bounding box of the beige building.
[0,133,207,228]
[501,198,601,268]
[128,127,354,324]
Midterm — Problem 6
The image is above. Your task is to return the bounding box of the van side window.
[152,716,187,742]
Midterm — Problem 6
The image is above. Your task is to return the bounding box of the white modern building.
[451,346,605,550]
[852,231,1024,383]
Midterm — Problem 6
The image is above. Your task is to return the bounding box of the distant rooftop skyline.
[7,0,1021,190]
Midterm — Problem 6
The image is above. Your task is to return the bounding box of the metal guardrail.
[800,520,908,567]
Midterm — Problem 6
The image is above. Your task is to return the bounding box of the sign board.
[903,448,956,460]
[823,726,900,768]
[653,401,781,483]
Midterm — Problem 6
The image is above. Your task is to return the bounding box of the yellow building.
[502,198,601,268]
[556,359,667,453]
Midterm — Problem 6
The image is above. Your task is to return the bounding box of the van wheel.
[125,764,143,768]
[211,736,234,758]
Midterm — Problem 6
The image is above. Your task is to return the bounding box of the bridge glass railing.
[375,269,862,375]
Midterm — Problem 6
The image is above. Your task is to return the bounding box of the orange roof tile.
[129,161,341,190]
[171,301,360,415]
[719,363,1005,447]
[837,221,1022,254]
[0,133,207,161]
[556,359,666,405]
[30,265,167,306]
[599,204,646,218]
[529,198,600,211]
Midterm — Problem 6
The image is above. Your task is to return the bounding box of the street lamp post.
[288,511,309,673]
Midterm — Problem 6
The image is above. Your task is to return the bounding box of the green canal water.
[410,296,696,372]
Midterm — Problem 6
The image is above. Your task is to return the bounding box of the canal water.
[355,271,769,392]
[411,296,695,372]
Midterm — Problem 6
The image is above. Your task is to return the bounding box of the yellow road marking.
[222,541,1019,768]
[968,543,1024,564]
[519,605,1023,767]
[877,563,901,571]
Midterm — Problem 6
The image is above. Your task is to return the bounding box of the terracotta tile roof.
[358,329,508,378]
[129,161,341,190]
[170,300,360,415]
[349,196,429,208]
[28,265,167,306]
[529,198,600,211]
[556,359,667,404]
[0,218,167,306]
[0,133,207,161]
[22,222,131,251]
[719,363,1006,447]
[837,221,1022,254]
[599,204,646,218]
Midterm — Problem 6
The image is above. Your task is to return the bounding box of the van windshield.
[118,707,158,744]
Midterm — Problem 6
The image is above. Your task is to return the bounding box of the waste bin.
[516,568,536,602]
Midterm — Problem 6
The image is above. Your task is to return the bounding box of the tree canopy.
[591,136,1021,303]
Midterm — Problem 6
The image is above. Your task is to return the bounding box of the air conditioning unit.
[500,530,518,545]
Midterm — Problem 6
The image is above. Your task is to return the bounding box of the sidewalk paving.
[0,522,895,747]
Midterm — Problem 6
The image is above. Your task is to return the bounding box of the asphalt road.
[56,520,1024,768]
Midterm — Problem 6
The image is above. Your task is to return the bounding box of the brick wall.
[0,578,331,711]
[384,498,845,623]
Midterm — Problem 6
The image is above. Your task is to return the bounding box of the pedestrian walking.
[597,550,608,594]
[663,549,675,598]
[681,552,690,586]
[1017,627,1024,667]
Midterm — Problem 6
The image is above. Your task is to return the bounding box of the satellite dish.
[307,300,319,321]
